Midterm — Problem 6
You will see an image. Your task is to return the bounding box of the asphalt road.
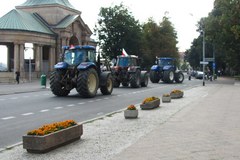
[0,78,202,150]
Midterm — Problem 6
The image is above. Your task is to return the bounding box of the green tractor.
[111,55,149,88]
[50,45,113,98]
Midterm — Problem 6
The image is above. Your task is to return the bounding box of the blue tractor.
[150,57,184,83]
[50,45,113,98]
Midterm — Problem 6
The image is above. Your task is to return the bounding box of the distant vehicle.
[111,55,149,88]
[150,57,184,83]
[195,71,204,79]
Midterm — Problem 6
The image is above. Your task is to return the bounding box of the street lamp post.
[202,30,205,86]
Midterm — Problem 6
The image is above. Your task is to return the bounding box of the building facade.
[0,0,95,82]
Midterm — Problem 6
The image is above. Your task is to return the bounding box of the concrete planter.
[140,99,160,110]
[170,92,184,99]
[124,109,138,119]
[23,124,83,153]
[162,96,171,103]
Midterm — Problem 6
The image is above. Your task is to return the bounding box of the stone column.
[34,44,43,74]
[19,44,25,80]
[49,47,56,72]
[14,43,20,73]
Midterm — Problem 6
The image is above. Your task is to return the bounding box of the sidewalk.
[112,80,240,160]
[0,77,240,160]
[0,79,49,95]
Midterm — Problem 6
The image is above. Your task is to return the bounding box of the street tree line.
[94,4,179,69]
[185,0,240,75]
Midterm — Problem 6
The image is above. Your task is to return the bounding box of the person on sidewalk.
[15,71,20,84]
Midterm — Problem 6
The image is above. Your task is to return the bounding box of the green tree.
[94,4,143,60]
[142,16,179,68]
[204,0,240,74]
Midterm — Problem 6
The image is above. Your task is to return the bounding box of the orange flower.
[127,105,136,110]
[27,120,77,136]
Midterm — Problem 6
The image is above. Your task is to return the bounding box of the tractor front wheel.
[150,70,160,83]
[174,72,184,83]
[163,70,174,83]
[100,75,113,95]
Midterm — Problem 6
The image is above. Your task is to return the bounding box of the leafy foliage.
[187,0,240,74]
[94,4,142,60]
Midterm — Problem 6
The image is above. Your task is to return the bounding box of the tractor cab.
[62,45,96,66]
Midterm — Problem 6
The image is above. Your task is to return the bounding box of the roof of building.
[55,15,79,29]
[0,9,55,35]
[17,0,75,10]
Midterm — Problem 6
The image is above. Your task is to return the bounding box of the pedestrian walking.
[15,71,20,84]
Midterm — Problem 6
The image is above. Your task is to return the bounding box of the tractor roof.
[158,57,175,60]
[118,55,138,58]
[62,45,95,50]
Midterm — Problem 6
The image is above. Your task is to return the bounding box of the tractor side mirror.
[111,58,116,66]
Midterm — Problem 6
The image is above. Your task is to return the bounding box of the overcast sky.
[0,0,214,62]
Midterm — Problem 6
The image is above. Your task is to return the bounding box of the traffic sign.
[200,61,209,65]
[212,62,216,69]
[205,58,215,62]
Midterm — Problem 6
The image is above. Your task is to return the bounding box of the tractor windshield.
[117,57,137,67]
[64,49,95,65]
[158,59,173,67]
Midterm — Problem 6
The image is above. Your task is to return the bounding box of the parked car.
[195,71,204,79]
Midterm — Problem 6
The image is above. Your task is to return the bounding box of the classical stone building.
[0,0,95,83]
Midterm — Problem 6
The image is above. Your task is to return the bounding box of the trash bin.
[41,74,47,87]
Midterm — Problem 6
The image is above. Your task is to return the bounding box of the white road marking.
[1,116,15,120]
[95,99,102,101]
[22,113,34,116]
[78,102,85,105]
[88,100,94,103]
[54,107,63,110]
[104,97,109,100]
[97,112,104,115]
[67,104,75,107]
[40,109,49,112]
[202,94,208,98]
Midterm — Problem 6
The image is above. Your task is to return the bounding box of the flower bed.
[124,105,138,119]
[170,89,184,99]
[23,120,83,153]
[162,94,171,103]
[140,96,160,110]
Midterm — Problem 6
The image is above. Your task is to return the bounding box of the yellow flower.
[171,90,183,94]
[163,94,170,97]
[142,96,159,104]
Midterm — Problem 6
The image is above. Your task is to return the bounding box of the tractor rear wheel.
[163,70,174,83]
[141,73,149,87]
[130,71,141,88]
[76,68,99,98]
[50,70,70,96]
[150,70,160,83]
